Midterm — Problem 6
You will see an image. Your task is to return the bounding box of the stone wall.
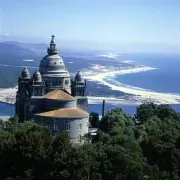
[76,97,88,112]
[44,99,76,110]
[33,115,89,144]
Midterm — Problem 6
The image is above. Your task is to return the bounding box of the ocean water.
[1,103,180,118]
[88,104,137,115]
[1,53,180,118]
[0,103,137,117]
[88,103,180,116]
[0,102,15,116]
[87,53,180,115]
[114,53,180,94]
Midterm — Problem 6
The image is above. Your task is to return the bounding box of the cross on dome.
[51,35,55,41]
[47,35,58,55]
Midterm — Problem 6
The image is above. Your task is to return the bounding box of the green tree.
[89,112,99,128]
[94,108,157,180]
[138,104,180,177]
[0,104,180,179]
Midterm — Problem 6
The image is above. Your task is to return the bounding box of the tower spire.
[47,35,58,55]
[51,35,55,43]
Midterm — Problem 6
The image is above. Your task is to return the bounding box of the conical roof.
[21,67,30,80]
[75,70,85,83]
[33,70,42,82]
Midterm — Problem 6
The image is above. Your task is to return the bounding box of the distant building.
[15,35,89,144]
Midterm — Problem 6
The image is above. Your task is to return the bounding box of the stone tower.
[71,71,88,111]
[16,67,31,122]
[31,70,45,96]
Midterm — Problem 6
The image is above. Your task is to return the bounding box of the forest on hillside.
[0,103,180,180]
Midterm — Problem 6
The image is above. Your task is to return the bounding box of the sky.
[1,0,180,51]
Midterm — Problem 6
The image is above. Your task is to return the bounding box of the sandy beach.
[1,65,180,105]
[85,66,180,104]
[0,87,17,104]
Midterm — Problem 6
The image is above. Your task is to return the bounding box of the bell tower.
[31,70,45,96]
[16,67,31,122]
[72,71,88,111]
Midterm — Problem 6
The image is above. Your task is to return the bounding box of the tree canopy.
[1,103,180,179]
[89,111,99,128]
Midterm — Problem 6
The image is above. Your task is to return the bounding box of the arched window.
[65,80,69,85]
[80,90,82,96]
[34,89,39,96]
[59,80,62,86]
[79,123,82,130]
[76,90,79,95]
[52,80,62,86]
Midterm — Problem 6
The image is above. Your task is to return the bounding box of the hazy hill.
[0,41,94,88]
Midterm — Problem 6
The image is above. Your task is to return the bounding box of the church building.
[15,35,89,144]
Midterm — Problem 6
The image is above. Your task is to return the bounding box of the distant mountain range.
[2,41,47,51]
[2,34,180,53]
[0,35,96,52]
[0,35,47,44]
[0,40,95,88]
[0,40,98,71]
[0,40,99,61]
[0,41,40,55]
[0,39,48,55]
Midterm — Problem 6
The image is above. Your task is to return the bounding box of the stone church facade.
[15,35,89,144]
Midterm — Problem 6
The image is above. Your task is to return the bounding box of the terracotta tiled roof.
[44,89,74,100]
[34,108,89,118]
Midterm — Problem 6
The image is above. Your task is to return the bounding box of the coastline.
[87,96,140,105]
[0,87,17,104]
[1,65,180,105]
[85,66,180,104]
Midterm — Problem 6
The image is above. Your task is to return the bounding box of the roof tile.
[34,108,89,118]
[44,89,74,100]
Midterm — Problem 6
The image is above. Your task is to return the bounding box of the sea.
[1,52,180,118]
[115,53,180,94]
[91,52,180,115]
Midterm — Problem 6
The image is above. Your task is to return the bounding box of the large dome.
[39,54,66,74]
[39,35,69,77]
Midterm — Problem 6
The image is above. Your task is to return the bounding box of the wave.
[0,64,38,69]
[104,77,154,92]
[97,53,121,59]
[23,59,34,62]
[85,66,157,79]
[121,60,134,64]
